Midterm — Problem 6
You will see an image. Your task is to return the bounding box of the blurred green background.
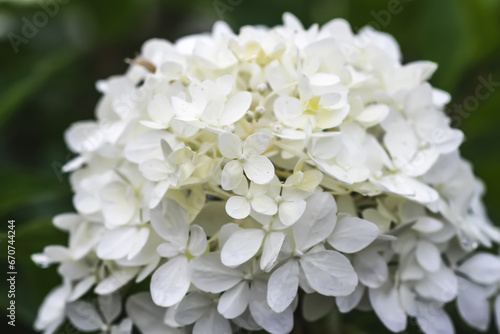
[0,0,499,333]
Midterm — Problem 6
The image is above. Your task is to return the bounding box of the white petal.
[70,222,103,260]
[243,133,271,157]
[279,200,306,226]
[126,292,182,334]
[415,266,457,303]
[65,121,103,153]
[309,72,340,86]
[416,239,441,272]
[140,120,167,129]
[336,283,365,313]
[163,305,180,328]
[327,216,379,253]
[190,252,243,293]
[361,208,391,233]
[308,133,343,160]
[320,90,347,109]
[266,63,291,94]
[251,195,278,215]
[353,250,388,289]
[187,225,208,258]
[274,96,302,121]
[219,92,252,125]
[399,284,417,316]
[174,292,212,325]
[149,180,171,209]
[140,160,170,182]
[42,245,71,262]
[94,267,139,295]
[249,281,293,334]
[412,217,443,233]
[203,100,225,124]
[221,229,265,267]
[295,170,324,192]
[218,281,250,319]
[218,223,241,249]
[356,104,389,127]
[157,242,180,258]
[53,213,81,231]
[300,250,358,296]
[225,196,251,219]
[231,309,261,331]
[456,277,490,331]
[124,130,174,164]
[34,283,71,331]
[400,253,425,281]
[260,232,286,272]
[244,156,275,184]
[62,155,86,172]
[73,193,100,215]
[150,198,189,247]
[369,280,407,333]
[160,138,173,159]
[375,174,439,204]
[458,252,500,285]
[193,308,231,334]
[67,301,103,331]
[98,293,121,324]
[221,160,245,191]
[129,227,150,260]
[415,300,454,334]
[249,180,272,196]
[58,260,91,280]
[96,227,137,260]
[171,96,202,121]
[69,275,96,302]
[384,121,417,160]
[150,256,190,307]
[293,192,337,251]
[298,264,315,294]
[320,157,369,186]
[218,132,242,159]
[111,318,132,334]
[267,259,299,313]
[136,256,161,283]
[148,93,174,126]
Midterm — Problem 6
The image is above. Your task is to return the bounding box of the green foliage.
[0,0,499,332]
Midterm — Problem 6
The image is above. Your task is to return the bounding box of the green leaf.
[0,48,79,128]
[0,165,70,216]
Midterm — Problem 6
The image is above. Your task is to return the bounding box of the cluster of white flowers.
[33,13,500,334]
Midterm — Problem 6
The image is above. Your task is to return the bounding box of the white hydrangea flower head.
[33,12,500,334]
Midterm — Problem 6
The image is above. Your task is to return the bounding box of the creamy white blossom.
[33,13,500,334]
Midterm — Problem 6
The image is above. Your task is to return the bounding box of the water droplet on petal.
[461,237,478,250]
